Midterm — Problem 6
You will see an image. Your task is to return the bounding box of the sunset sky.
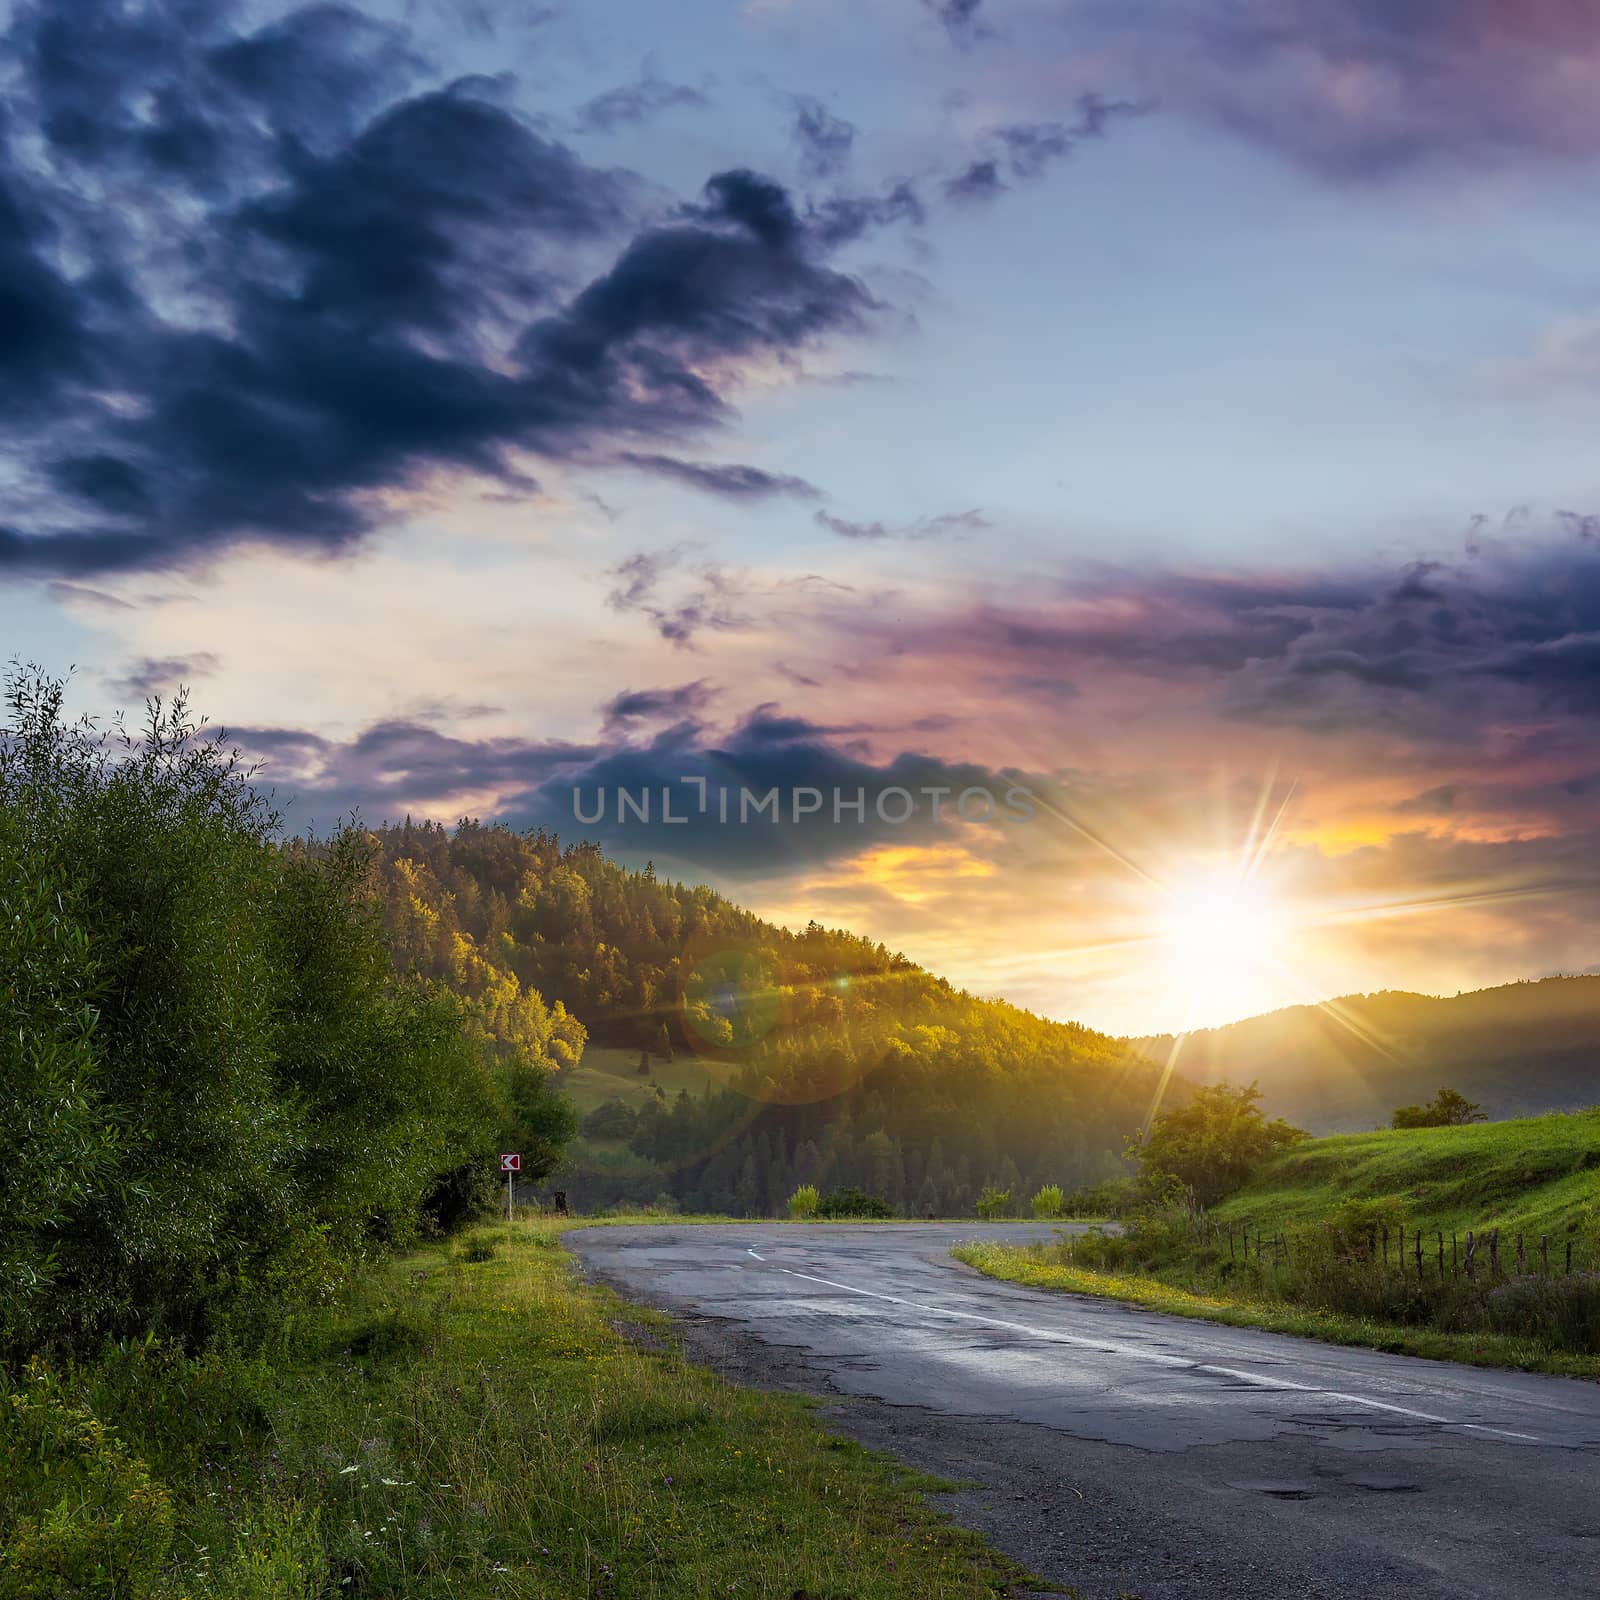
[7,0,1600,1033]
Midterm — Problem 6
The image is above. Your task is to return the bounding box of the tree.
[1134,1082,1308,1208]
[816,1186,893,1219]
[581,1098,638,1141]
[1391,1087,1487,1129]
[0,668,516,1354]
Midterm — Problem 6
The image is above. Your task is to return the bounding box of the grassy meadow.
[2,1218,1039,1600]
[954,1110,1600,1377]
[559,1046,722,1119]
[1211,1108,1600,1240]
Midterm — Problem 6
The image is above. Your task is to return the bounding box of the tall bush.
[0,668,509,1354]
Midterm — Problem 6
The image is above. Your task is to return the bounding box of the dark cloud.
[943,159,1003,205]
[922,0,989,46]
[790,95,856,178]
[814,506,987,541]
[1067,0,1600,179]
[947,95,1145,202]
[0,8,884,577]
[605,547,753,647]
[509,705,1042,875]
[816,511,890,542]
[869,523,1600,739]
[576,65,710,133]
[601,681,719,735]
[12,0,419,189]
[45,581,137,611]
[808,182,926,248]
[774,661,823,689]
[228,716,591,828]
[213,698,1044,879]
[616,453,821,501]
[104,653,223,704]
[1477,633,1600,713]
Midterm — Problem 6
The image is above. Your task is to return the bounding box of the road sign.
[501,1152,522,1221]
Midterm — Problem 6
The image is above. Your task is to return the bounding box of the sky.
[6,0,1600,1034]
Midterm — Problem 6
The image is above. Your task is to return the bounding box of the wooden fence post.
[1515,1233,1525,1275]
[1490,1228,1499,1275]
[1451,1231,1458,1274]
[1465,1230,1476,1280]
[1565,1240,1573,1276]
[1437,1230,1444,1282]
[1382,1225,1390,1270]
[1414,1230,1422,1279]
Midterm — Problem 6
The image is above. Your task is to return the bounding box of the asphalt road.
[570,1222,1600,1600]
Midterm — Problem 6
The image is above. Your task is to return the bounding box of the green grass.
[947,1113,1600,1376]
[951,1241,1600,1377]
[559,1045,720,1117]
[1214,1108,1600,1240]
[4,1218,1042,1599]
[950,1111,1600,1378]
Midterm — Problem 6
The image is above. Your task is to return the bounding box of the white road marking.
[1462,1423,1542,1442]
[764,1262,1541,1444]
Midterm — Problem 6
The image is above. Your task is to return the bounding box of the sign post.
[500,1152,521,1220]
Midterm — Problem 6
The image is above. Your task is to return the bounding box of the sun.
[1157,869,1284,974]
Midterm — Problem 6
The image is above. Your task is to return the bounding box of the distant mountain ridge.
[1129,976,1600,1133]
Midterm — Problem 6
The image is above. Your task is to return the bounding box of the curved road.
[571,1222,1600,1600]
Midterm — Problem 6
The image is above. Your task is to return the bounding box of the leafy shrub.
[0,668,528,1355]
[788,1184,820,1219]
[582,1098,639,1140]
[1062,1223,1142,1270]
[1323,1196,1411,1256]
[1058,1176,1138,1217]
[816,1186,893,1219]
[1133,1082,1308,1206]
[340,1309,433,1364]
[1484,1274,1600,1349]
[1031,1184,1064,1219]
[1391,1087,1487,1128]
[976,1186,1012,1220]
[0,1362,174,1599]
[460,1236,498,1263]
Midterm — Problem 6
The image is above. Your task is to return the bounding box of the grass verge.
[951,1240,1600,1379]
[1214,1109,1600,1241]
[4,1217,1041,1599]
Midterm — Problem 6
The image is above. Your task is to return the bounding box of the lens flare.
[1157,869,1283,973]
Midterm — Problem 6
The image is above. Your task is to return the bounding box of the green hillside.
[1214,1109,1600,1242]
[1132,977,1600,1132]
[371,820,1169,1214]
[560,1045,721,1117]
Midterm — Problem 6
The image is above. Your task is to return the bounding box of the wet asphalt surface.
[569,1222,1600,1600]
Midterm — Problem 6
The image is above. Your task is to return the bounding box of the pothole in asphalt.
[1226,1480,1319,1499]
[1342,1475,1422,1492]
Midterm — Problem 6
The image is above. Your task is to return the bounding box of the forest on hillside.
[1133,977,1600,1133]
[369,819,1167,1213]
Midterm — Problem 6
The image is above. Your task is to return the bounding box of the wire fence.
[1204,1217,1591,1281]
